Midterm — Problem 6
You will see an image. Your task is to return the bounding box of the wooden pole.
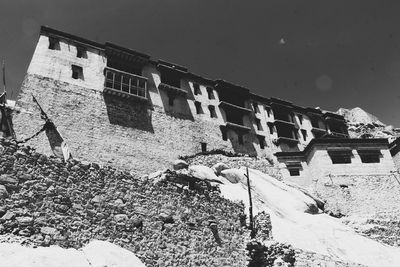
[245,167,255,238]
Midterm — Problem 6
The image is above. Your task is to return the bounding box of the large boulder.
[173,159,189,170]
[212,163,229,175]
[220,169,246,184]
[189,165,221,182]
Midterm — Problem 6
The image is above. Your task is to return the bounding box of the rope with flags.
[17,94,72,161]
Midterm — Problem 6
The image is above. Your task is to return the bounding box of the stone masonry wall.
[14,74,237,176]
[0,138,249,267]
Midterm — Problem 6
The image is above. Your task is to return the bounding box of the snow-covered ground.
[0,240,146,267]
[219,167,400,267]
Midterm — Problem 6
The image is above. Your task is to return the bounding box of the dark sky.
[1,0,400,126]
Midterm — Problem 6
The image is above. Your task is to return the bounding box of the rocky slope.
[337,107,400,141]
[0,139,249,267]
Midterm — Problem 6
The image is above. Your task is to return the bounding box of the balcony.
[158,83,187,96]
[329,132,349,138]
[276,137,299,145]
[274,119,295,127]
[104,67,147,101]
[311,127,327,133]
[224,122,251,132]
[219,101,252,113]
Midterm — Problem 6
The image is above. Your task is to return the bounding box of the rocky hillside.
[337,107,400,141]
[0,138,249,267]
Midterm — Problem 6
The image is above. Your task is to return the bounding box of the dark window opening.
[268,123,274,134]
[358,150,381,163]
[238,134,244,145]
[273,108,292,122]
[161,70,181,88]
[193,83,201,95]
[328,150,352,164]
[289,169,300,176]
[329,121,346,134]
[207,87,215,100]
[225,108,244,125]
[253,102,259,113]
[48,37,60,50]
[221,128,228,141]
[209,105,217,118]
[265,106,272,117]
[71,65,83,80]
[255,118,262,130]
[301,129,307,141]
[311,118,321,128]
[276,125,294,139]
[201,142,207,152]
[77,46,87,58]
[107,58,142,76]
[168,95,174,106]
[257,135,265,149]
[195,101,203,114]
[298,114,303,125]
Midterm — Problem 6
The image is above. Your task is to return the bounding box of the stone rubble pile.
[0,138,249,267]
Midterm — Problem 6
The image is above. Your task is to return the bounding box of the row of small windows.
[328,150,381,164]
[49,37,87,58]
[193,83,215,99]
[220,128,266,149]
[194,101,217,118]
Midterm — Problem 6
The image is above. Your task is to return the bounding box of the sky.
[1,0,400,126]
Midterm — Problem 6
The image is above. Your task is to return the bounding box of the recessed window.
[48,37,60,50]
[71,65,83,80]
[77,46,87,58]
[207,87,215,100]
[161,71,181,88]
[168,96,174,106]
[265,106,272,117]
[298,114,303,125]
[209,105,217,118]
[268,123,274,134]
[328,150,352,164]
[201,142,207,152]
[221,128,227,141]
[301,129,307,141]
[257,135,265,149]
[193,83,201,95]
[358,150,381,163]
[238,134,244,145]
[253,102,259,113]
[289,169,300,176]
[255,118,262,131]
[195,101,203,114]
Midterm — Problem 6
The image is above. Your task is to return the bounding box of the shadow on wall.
[159,90,195,121]
[103,94,154,133]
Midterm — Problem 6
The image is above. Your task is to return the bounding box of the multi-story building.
[13,26,373,177]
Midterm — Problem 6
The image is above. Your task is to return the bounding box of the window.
[201,142,207,152]
[168,96,174,106]
[48,37,60,50]
[289,169,300,176]
[209,105,217,118]
[221,128,227,141]
[253,102,259,113]
[298,114,303,125]
[257,135,265,149]
[104,69,146,98]
[77,46,87,58]
[195,101,203,114]
[268,123,274,134]
[301,129,307,141]
[193,83,201,95]
[255,118,262,131]
[207,87,215,100]
[358,150,381,163]
[161,71,181,88]
[328,150,352,164]
[238,134,244,145]
[311,118,320,128]
[71,65,83,80]
[265,106,272,117]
